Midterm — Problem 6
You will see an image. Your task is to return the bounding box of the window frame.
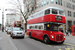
[45,9,50,15]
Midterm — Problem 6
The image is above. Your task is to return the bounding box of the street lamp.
[2,8,4,32]
[2,8,7,32]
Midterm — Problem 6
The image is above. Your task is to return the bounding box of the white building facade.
[6,13,21,26]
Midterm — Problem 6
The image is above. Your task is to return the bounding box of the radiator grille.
[56,35,63,42]
[17,33,22,34]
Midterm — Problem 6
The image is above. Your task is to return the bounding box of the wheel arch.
[43,34,50,40]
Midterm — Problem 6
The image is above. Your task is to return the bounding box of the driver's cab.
[44,7,65,16]
[44,22,63,32]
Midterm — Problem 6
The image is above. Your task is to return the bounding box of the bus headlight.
[64,36,66,38]
[52,36,54,38]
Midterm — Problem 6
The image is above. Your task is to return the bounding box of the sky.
[0,0,23,26]
[0,0,15,26]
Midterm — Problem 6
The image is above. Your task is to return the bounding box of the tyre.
[22,36,24,39]
[10,34,12,37]
[12,36,14,39]
[12,35,14,39]
[43,36,50,44]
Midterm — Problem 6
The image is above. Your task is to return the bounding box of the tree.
[9,0,36,32]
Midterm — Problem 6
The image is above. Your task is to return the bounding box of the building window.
[38,3,41,8]
[74,12,75,17]
[74,21,75,24]
[68,21,72,29]
[51,0,54,3]
[58,0,60,5]
[72,5,74,9]
[68,11,71,16]
[72,0,75,3]
[56,0,58,4]
[56,0,62,5]
[41,1,43,6]
[67,2,72,9]
[36,4,39,8]
[32,7,34,11]
[44,0,47,5]
[47,0,49,4]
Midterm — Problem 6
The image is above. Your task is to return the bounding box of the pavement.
[64,33,75,39]
[0,31,18,50]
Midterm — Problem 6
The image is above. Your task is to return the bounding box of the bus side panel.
[35,30,44,40]
[44,15,50,22]
[32,30,38,39]
[27,29,35,37]
[27,16,44,24]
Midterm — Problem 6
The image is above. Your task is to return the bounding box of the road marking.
[47,45,51,46]
[65,48,70,50]
[64,43,75,46]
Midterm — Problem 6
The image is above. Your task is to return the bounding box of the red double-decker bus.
[14,21,21,27]
[27,7,66,44]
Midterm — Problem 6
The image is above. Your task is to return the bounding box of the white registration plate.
[17,34,22,36]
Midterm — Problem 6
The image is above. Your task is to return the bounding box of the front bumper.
[13,34,24,37]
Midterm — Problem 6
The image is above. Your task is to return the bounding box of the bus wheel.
[29,32,31,38]
[43,36,50,44]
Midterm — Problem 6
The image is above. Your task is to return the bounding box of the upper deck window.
[45,9,50,15]
[59,10,64,16]
[52,9,58,14]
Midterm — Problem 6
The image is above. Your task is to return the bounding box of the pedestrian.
[61,29,63,33]
[66,29,69,36]
[59,28,63,33]
[69,29,71,35]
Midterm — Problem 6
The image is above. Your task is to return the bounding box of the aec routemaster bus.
[27,7,66,44]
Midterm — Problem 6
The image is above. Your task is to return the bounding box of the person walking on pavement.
[66,29,69,36]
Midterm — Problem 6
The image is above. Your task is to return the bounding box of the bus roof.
[29,7,64,17]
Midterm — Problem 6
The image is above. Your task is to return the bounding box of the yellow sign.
[47,24,49,27]
[17,25,19,26]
